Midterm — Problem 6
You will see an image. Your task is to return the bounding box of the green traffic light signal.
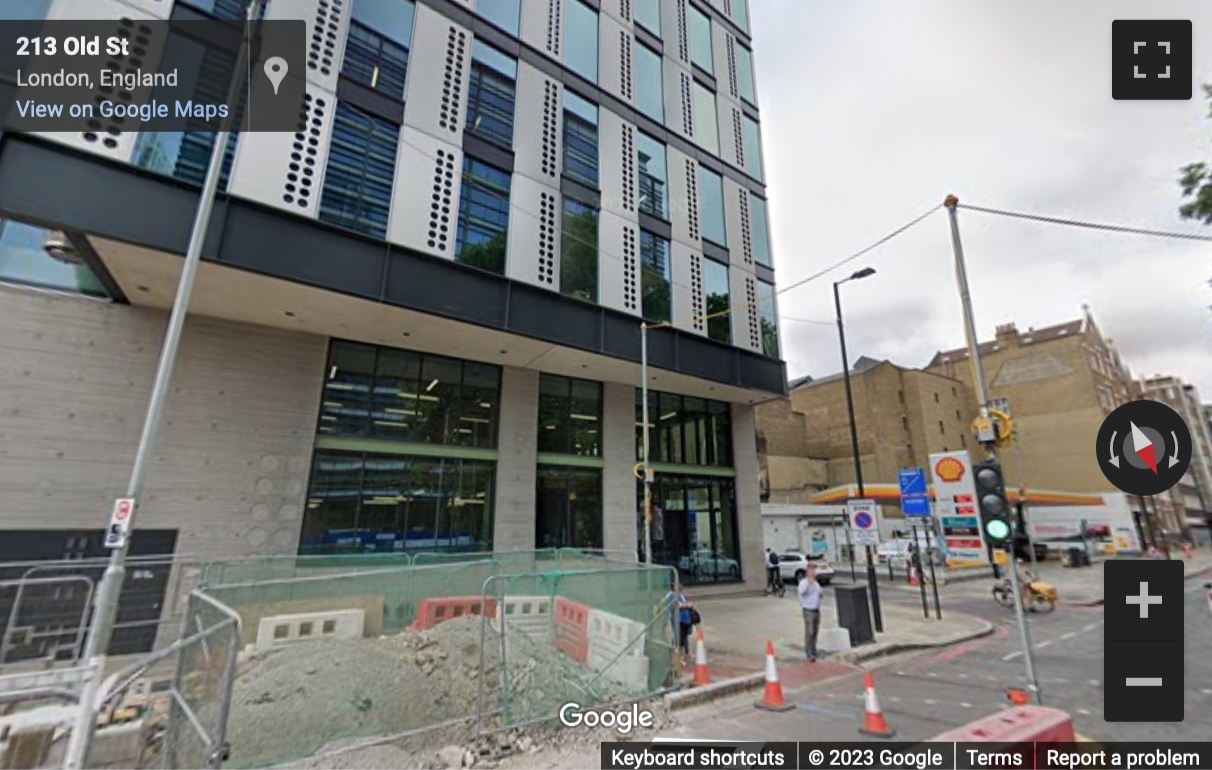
[985,518,1011,542]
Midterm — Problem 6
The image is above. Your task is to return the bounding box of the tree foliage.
[1178,83,1212,225]
[560,207,598,302]
[458,231,507,274]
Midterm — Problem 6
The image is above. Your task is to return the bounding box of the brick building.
[1142,375,1212,542]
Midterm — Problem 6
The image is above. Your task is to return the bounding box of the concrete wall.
[730,403,764,594]
[601,382,637,555]
[0,285,327,560]
[491,366,540,550]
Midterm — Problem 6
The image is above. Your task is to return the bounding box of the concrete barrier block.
[818,627,852,653]
[255,609,365,650]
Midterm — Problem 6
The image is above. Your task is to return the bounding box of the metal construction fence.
[191,549,672,769]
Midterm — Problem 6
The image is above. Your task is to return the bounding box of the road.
[662,571,1212,743]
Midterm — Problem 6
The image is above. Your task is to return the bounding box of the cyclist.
[765,548,781,593]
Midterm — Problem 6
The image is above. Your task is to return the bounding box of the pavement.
[657,556,1212,745]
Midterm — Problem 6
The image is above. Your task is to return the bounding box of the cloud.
[754,0,1212,398]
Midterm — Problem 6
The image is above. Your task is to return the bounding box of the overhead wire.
[957,203,1212,243]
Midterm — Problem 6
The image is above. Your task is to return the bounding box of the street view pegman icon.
[1095,399,1192,496]
[264,56,288,95]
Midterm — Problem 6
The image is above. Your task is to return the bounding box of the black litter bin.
[834,584,874,646]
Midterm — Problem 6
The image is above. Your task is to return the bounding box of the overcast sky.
[750,0,1212,400]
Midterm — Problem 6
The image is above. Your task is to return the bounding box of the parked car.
[777,552,835,585]
[678,550,740,578]
[877,538,943,565]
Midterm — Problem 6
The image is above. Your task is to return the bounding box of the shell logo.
[935,457,966,483]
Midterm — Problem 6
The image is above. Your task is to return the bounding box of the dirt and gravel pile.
[225,617,646,769]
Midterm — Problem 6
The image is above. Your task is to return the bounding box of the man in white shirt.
[798,563,823,662]
[764,548,780,592]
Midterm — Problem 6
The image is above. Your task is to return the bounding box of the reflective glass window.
[742,114,764,181]
[698,165,726,246]
[351,0,416,46]
[637,132,668,219]
[703,258,730,344]
[342,22,409,99]
[640,230,671,323]
[0,219,109,297]
[749,193,771,267]
[757,280,779,358]
[563,90,599,186]
[735,43,756,105]
[466,41,518,149]
[476,0,520,36]
[634,43,664,123]
[319,101,398,239]
[688,5,713,74]
[564,0,599,83]
[635,390,732,466]
[731,0,749,34]
[635,0,660,37]
[537,466,602,549]
[456,157,511,273]
[538,374,602,457]
[692,82,719,156]
[560,198,599,302]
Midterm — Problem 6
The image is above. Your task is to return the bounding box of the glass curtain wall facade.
[302,341,501,554]
[635,390,739,584]
[536,375,603,549]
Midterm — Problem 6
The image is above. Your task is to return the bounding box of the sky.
[749,0,1212,399]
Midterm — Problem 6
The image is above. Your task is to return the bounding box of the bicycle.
[765,570,786,598]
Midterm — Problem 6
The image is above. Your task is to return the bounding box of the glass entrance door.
[640,475,740,585]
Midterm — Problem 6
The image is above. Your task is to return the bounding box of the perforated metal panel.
[599,211,641,316]
[713,23,738,102]
[513,62,563,185]
[264,0,351,94]
[599,110,638,222]
[719,99,744,170]
[521,0,564,62]
[671,241,706,335]
[662,0,689,65]
[387,129,464,259]
[600,0,632,26]
[402,4,471,144]
[26,0,169,164]
[662,59,694,142]
[599,14,634,105]
[506,174,562,290]
[229,87,336,219]
[731,267,761,352]
[723,176,753,269]
[666,146,700,248]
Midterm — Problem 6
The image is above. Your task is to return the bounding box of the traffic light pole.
[944,196,1042,705]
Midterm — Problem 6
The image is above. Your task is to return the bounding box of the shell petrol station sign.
[928,450,990,568]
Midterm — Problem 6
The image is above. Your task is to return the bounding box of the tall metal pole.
[835,280,883,633]
[944,195,1041,705]
[641,323,653,565]
[64,7,260,767]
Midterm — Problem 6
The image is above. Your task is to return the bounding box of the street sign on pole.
[898,467,931,517]
[848,499,880,547]
[104,498,135,549]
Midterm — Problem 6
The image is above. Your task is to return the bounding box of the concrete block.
[255,609,365,650]
[818,627,851,653]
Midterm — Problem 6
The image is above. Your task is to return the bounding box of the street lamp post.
[833,267,883,633]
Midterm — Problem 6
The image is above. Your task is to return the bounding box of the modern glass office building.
[0,0,783,590]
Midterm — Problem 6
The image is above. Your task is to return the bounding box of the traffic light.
[974,458,1012,546]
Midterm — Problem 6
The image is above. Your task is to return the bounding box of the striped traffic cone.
[908,564,920,587]
[754,640,794,712]
[857,671,896,738]
[692,627,711,686]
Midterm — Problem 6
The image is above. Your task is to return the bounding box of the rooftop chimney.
[994,323,1020,348]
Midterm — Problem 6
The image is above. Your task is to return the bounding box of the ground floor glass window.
[300,450,495,553]
[637,475,739,584]
[536,466,602,549]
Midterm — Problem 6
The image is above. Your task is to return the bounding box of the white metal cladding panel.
[512,62,563,186]
[599,211,640,316]
[387,129,463,259]
[520,0,564,62]
[666,145,700,248]
[723,176,753,269]
[598,109,638,222]
[662,59,694,143]
[600,0,632,27]
[731,266,761,352]
[670,241,706,335]
[598,14,634,106]
[28,1,168,164]
[506,174,561,290]
[662,0,690,66]
[264,0,351,95]
[229,86,336,219]
[402,5,471,144]
[718,98,743,171]
[713,22,739,103]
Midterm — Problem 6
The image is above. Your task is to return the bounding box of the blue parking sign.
[898,467,931,517]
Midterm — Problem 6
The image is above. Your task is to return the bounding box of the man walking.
[798,563,822,662]
[764,548,780,593]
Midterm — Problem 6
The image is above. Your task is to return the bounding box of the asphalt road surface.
[666,572,1212,743]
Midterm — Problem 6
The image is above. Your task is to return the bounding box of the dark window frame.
[466,43,518,150]
[340,20,409,101]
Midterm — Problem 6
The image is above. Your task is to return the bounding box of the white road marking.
[928,672,938,677]
[1077,708,1091,715]
[1060,632,1076,640]
[1088,680,1100,686]
[1082,623,1100,632]
[960,702,972,708]
[1036,640,1052,649]
[888,697,901,703]
[1202,689,1212,696]
[1003,651,1023,661]
[958,673,968,679]
[924,699,938,705]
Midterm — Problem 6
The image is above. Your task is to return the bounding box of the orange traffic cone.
[908,564,919,587]
[754,640,794,712]
[857,671,896,738]
[692,627,711,686]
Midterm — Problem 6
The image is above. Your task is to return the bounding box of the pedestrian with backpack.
[765,548,781,593]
